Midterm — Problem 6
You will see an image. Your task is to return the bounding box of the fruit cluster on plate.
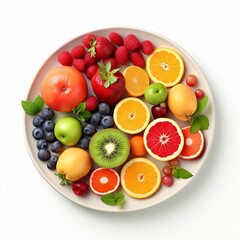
[22,30,210,207]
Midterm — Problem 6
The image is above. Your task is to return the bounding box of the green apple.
[54,116,82,146]
[144,83,168,105]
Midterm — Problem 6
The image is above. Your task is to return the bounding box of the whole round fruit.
[151,102,168,118]
[54,116,82,146]
[56,147,92,183]
[186,74,197,86]
[168,83,197,121]
[72,181,89,196]
[89,128,130,168]
[144,82,167,105]
[41,66,88,112]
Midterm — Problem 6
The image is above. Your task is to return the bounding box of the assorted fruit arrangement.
[22,30,210,208]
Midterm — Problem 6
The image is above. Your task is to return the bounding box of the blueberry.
[47,155,58,170]
[50,141,63,153]
[83,123,96,136]
[101,116,114,128]
[43,120,55,132]
[32,115,45,127]
[37,148,51,161]
[90,112,102,125]
[41,107,54,120]
[96,125,104,132]
[36,139,48,150]
[78,137,90,150]
[45,131,56,143]
[32,127,45,140]
[98,103,111,115]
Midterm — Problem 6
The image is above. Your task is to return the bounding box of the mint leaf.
[190,115,201,134]
[199,114,209,130]
[172,167,193,179]
[101,191,125,207]
[21,95,44,116]
[195,96,208,114]
[72,102,92,122]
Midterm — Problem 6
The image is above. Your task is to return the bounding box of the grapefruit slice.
[89,168,120,195]
[143,118,184,161]
[179,126,205,160]
[120,158,161,199]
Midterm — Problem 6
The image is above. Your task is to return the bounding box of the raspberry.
[103,57,118,70]
[57,51,73,66]
[71,45,85,59]
[123,34,141,51]
[85,96,98,112]
[109,32,123,46]
[84,51,97,65]
[114,46,129,65]
[130,50,145,68]
[141,40,154,55]
[72,59,87,72]
[85,64,99,80]
[82,33,95,48]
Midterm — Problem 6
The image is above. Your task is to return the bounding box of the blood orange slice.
[179,126,205,160]
[89,168,120,195]
[143,118,184,161]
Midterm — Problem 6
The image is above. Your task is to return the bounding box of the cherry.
[186,74,197,87]
[72,181,89,196]
[195,89,205,99]
[162,165,172,176]
[168,158,179,167]
[151,102,168,119]
[162,175,174,187]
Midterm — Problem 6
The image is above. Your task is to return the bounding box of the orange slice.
[123,66,149,97]
[179,126,205,160]
[113,97,150,134]
[146,48,184,87]
[89,168,120,195]
[120,157,161,199]
[143,118,184,161]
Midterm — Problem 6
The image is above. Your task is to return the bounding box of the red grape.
[186,74,197,87]
[195,89,205,98]
[162,175,173,187]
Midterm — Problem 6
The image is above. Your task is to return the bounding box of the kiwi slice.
[89,128,130,168]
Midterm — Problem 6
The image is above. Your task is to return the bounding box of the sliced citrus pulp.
[179,126,205,160]
[143,118,184,161]
[123,66,149,97]
[146,48,184,87]
[120,158,161,199]
[89,168,120,195]
[113,97,150,134]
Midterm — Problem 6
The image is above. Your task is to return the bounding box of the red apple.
[41,66,88,112]
[151,102,169,118]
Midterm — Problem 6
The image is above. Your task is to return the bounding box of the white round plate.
[23,27,215,212]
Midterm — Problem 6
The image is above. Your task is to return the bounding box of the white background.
[1,0,240,239]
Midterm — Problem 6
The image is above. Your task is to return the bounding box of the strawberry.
[57,51,73,66]
[123,34,141,51]
[72,59,87,72]
[84,51,98,65]
[115,46,129,65]
[91,62,125,106]
[103,57,118,70]
[82,33,95,48]
[130,50,145,68]
[89,36,116,59]
[71,45,85,59]
[85,64,99,80]
[141,40,154,55]
[109,32,123,46]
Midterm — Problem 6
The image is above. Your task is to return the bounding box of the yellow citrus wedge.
[120,157,161,199]
[146,47,184,87]
[123,66,149,97]
[113,97,150,134]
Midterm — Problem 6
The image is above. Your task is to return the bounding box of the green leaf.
[72,102,92,122]
[105,61,111,72]
[190,115,201,134]
[172,167,193,179]
[195,96,208,114]
[101,191,125,207]
[21,95,44,116]
[199,114,209,130]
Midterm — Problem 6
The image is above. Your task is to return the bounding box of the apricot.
[167,83,197,121]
